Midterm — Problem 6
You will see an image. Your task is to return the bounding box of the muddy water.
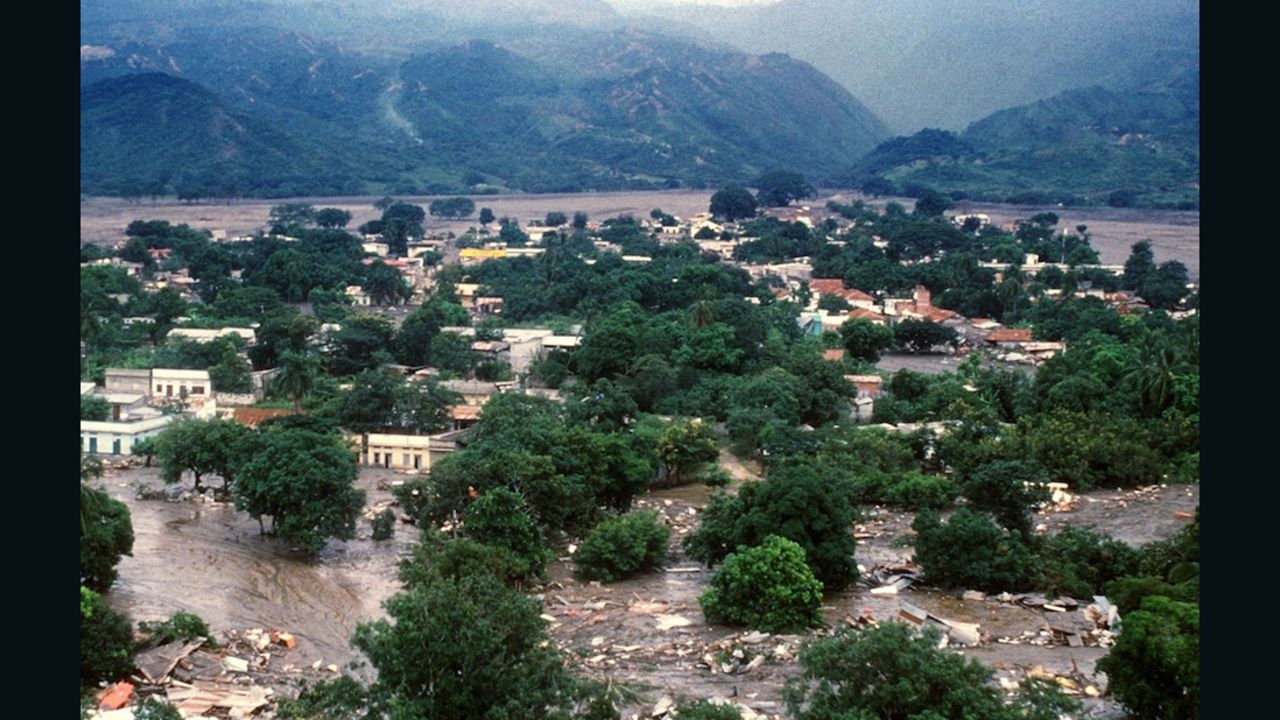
[95,466,417,674]
[93,459,1197,716]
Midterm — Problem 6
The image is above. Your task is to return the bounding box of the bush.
[1036,527,1141,598]
[81,487,135,592]
[883,471,958,510]
[399,532,529,590]
[699,536,824,633]
[784,623,1080,720]
[278,677,368,720]
[81,587,136,687]
[1097,596,1199,720]
[133,698,183,720]
[573,512,672,583]
[685,462,859,590]
[911,509,1036,592]
[371,509,395,541]
[1105,575,1199,615]
[139,611,216,648]
[673,700,741,720]
[464,488,552,584]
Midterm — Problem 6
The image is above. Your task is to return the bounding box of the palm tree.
[276,351,321,414]
[1126,334,1188,416]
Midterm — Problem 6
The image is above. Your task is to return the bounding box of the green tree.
[154,418,250,492]
[479,207,495,226]
[911,508,1036,592]
[233,428,365,553]
[685,462,859,589]
[276,351,321,414]
[958,460,1048,536]
[464,487,552,585]
[381,203,426,256]
[1139,260,1190,310]
[709,185,759,221]
[80,486,134,592]
[351,574,581,720]
[894,318,959,353]
[573,511,672,583]
[315,208,353,229]
[913,188,954,217]
[545,211,568,226]
[81,586,136,688]
[324,313,396,376]
[655,419,718,486]
[81,395,111,421]
[362,260,413,306]
[1121,239,1156,291]
[572,211,589,230]
[840,318,894,362]
[269,203,317,229]
[429,197,477,219]
[754,171,814,207]
[783,622,1079,720]
[1097,596,1199,720]
[699,535,824,633]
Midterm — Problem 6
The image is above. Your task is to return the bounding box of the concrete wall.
[80,415,176,455]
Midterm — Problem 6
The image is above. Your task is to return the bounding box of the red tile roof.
[231,407,295,427]
[985,327,1034,343]
[810,278,873,302]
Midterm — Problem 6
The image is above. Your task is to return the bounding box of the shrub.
[699,536,824,633]
[371,509,395,541]
[133,698,183,720]
[685,462,859,590]
[80,587,136,688]
[911,509,1036,592]
[139,611,216,648]
[573,512,672,583]
[884,471,958,510]
[399,532,529,589]
[784,623,1080,720]
[1105,575,1199,615]
[673,700,742,720]
[464,488,552,584]
[1097,596,1199,720]
[278,677,368,720]
[1036,527,1141,598]
[81,487,135,592]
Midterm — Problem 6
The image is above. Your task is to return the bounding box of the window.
[402,454,410,466]
[191,386,205,395]
[374,453,381,465]
[413,455,421,469]
[156,385,163,393]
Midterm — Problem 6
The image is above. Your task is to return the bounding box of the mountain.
[80,73,381,197]
[848,61,1200,209]
[621,0,1200,134]
[80,29,891,197]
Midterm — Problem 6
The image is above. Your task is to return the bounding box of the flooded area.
[80,193,1199,281]
[90,455,1197,717]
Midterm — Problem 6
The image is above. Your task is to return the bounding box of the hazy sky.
[607,0,778,10]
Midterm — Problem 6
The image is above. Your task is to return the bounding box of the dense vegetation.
[81,29,887,197]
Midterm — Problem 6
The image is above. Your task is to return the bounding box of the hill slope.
[849,60,1199,210]
[80,30,891,196]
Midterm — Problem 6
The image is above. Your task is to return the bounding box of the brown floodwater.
[96,465,418,674]
[92,461,1197,717]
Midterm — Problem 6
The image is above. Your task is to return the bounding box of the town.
[81,180,1199,720]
